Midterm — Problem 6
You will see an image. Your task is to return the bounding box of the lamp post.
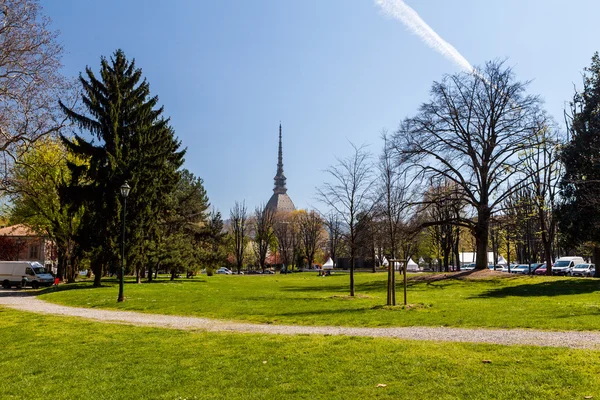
[118,181,131,302]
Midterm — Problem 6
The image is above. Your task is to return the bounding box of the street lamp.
[117,181,131,302]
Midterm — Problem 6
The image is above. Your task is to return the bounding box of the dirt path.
[2,292,600,349]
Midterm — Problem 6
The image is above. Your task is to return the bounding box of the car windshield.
[32,266,47,274]
[554,261,570,268]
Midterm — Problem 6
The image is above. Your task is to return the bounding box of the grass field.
[1,307,600,399]
[37,271,600,330]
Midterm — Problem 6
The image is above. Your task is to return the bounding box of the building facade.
[0,224,56,269]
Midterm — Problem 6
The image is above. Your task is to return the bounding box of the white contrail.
[375,0,474,73]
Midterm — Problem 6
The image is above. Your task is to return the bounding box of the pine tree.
[560,52,600,276]
[59,50,185,286]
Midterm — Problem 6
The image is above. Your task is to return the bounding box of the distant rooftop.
[0,224,39,237]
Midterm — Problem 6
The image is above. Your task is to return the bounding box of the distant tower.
[266,124,296,213]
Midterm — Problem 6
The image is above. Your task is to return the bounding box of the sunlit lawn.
[1,308,600,400]
[36,271,600,330]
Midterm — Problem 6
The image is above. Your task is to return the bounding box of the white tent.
[394,258,420,272]
[406,258,420,272]
[459,252,507,266]
[322,258,335,270]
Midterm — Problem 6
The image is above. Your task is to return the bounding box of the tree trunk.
[147,263,153,282]
[56,245,66,281]
[454,228,460,271]
[474,207,491,269]
[594,247,600,278]
[92,261,102,287]
[350,251,355,297]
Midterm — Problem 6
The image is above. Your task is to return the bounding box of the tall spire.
[273,123,287,194]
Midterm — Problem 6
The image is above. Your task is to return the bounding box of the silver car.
[510,264,535,274]
[570,264,595,277]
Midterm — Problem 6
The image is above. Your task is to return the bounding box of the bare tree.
[318,142,374,296]
[422,182,463,272]
[229,201,247,274]
[273,211,296,271]
[323,211,343,265]
[378,131,420,304]
[522,123,563,275]
[393,60,547,269]
[0,0,73,191]
[297,209,325,271]
[252,204,275,273]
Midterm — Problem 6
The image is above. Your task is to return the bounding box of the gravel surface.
[1,291,600,349]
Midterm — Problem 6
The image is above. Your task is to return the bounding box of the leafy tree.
[0,236,24,260]
[7,137,84,281]
[59,50,184,286]
[560,52,600,276]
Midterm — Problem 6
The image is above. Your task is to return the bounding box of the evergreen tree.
[560,52,600,276]
[149,169,209,280]
[59,50,185,286]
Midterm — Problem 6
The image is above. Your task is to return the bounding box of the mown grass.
[36,272,600,330]
[1,307,600,399]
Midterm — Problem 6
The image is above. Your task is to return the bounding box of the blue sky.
[42,0,600,215]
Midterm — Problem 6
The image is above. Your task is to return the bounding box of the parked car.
[488,265,504,271]
[246,270,262,275]
[534,263,546,275]
[552,257,585,276]
[511,264,532,274]
[501,264,518,273]
[512,264,543,274]
[216,267,233,275]
[263,269,275,275]
[570,264,596,277]
[462,263,476,271]
[535,264,548,275]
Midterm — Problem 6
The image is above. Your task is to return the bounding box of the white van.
[0,261,55,289]
[552,256,586,276]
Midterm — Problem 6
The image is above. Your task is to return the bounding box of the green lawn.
[1,307,600,399]
[37,272,600,330]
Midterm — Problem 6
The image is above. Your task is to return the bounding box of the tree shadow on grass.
[273,307,373,319]
[473,278,600,298]
[281,278,425,294]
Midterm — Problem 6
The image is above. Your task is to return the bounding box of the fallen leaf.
[482,360,492,364]
[376,384,387,388]
[263,361,267,364]
[584,396,593,399]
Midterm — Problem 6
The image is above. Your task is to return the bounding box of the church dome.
[265,124,295,214]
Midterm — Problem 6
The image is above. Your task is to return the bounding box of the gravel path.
[2,293,600,350]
